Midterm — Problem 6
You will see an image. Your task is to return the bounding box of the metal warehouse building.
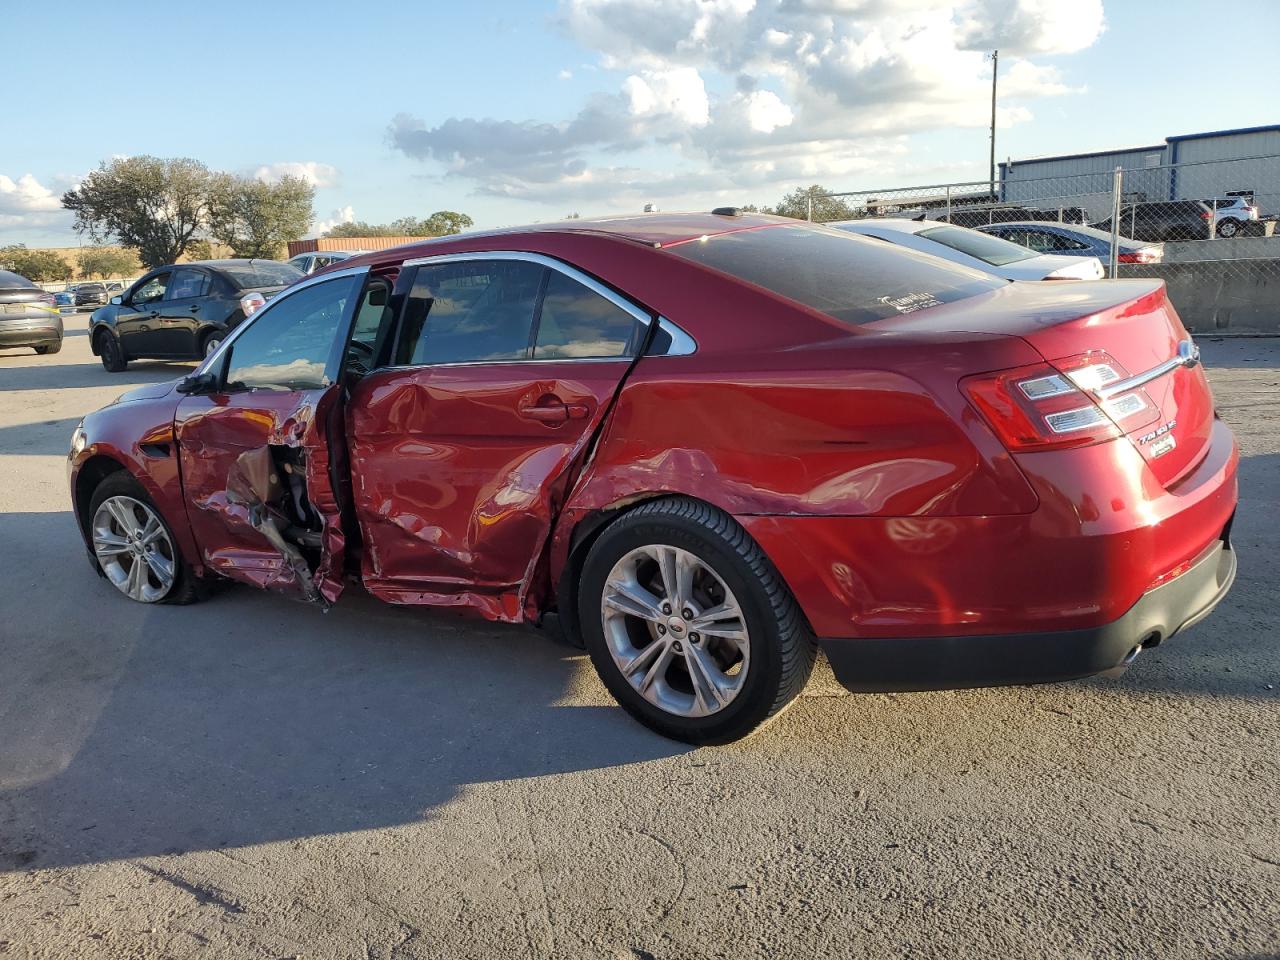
[999,124,1280,220]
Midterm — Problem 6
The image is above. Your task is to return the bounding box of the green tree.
[770,185,854,222]
[0,245,69,281]
[208,174,315,259]
[62,156,216,269]
[184,239,217,262]
[77,246,140,279]
[325,210,474,239]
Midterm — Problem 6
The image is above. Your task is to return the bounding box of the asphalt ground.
[1,311,1277,959]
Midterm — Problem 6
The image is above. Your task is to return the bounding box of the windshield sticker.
[877,292,944,314]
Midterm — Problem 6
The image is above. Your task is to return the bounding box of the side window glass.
[533,271,638,359]
[166,269,209,300]
[346,280,392,375]
[224,275,358,391]
[396,259,543,366]
[133,273,169,304]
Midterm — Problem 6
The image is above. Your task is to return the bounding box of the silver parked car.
[830,218,1105,281]
[977,221,1163,265]
[0,270,64,355]
[286,250,368,275]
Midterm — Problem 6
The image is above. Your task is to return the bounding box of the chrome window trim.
[1094,339,1200,401]
[392,250,698,367]
[197,263,371,373]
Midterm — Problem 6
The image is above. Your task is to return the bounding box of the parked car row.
[67,210,1238,744]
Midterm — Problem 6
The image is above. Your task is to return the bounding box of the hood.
[112,379,181,405]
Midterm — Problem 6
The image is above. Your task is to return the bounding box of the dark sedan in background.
[89,259,303,372]
[75,282,110,308]
[977,221,1163,265]
[0,269,64,355]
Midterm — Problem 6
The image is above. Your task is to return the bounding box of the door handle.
[518,394,591,425]
[189,304,200,312]
[148,311,159,319]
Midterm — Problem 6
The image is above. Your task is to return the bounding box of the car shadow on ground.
[0,359,193,392]
[0,511,688,872]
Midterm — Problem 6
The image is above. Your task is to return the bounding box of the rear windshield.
[0,270,36,289]
[219,262,303,289]
[667,223,1003,325]
[916,225,1037,266]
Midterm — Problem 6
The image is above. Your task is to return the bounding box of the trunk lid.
[873,279,1215,487]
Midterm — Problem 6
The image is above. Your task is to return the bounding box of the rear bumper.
[0,317,64,347]
[820,533,1236,692]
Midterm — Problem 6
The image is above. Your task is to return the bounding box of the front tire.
[88,472,201,604]
[578,497,815,744]
[97,330,127,372]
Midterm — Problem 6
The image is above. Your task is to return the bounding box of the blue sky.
[3,0,1276,246]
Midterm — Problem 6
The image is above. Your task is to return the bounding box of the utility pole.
[988,49,999,201]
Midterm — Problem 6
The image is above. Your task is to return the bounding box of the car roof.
[829,218,933,236]
[348,212,802,266]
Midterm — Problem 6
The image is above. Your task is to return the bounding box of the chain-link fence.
[808,154,1280,333]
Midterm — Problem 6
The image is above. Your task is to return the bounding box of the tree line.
[56,156,474,271]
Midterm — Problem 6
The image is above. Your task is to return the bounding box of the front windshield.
[918,225,1038,266]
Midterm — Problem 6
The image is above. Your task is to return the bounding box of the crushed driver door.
[174,268,368,603]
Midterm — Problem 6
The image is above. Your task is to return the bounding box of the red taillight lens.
[1117,247,1161,264]
[962,353,1156,451]
[240,291,267,317]
[39,293,57,307]
[1200,211,1213,220]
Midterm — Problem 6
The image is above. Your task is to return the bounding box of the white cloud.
[0,173,72,237]
[252,161,340,188]
[391,0,1105,205]
[310,205,355,237]
[622,66,709,126]
[0,174,62,217]
[558,68,574,80]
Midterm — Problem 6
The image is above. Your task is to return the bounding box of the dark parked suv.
[1093,200,1214,243]
[89,259,302,372]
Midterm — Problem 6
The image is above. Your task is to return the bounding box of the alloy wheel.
[600,543,750,718]
[91,496,176,603]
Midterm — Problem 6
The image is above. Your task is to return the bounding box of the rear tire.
[97,331,127,372]
[1216,218,1240,239]
[199,331,224,359]
[578,497,816,744]
[88,472,201,605]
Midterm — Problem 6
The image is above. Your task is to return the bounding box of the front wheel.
[88,472,201,604]
[578,497,815,744]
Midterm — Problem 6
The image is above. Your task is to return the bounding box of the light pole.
[987,49,999,200]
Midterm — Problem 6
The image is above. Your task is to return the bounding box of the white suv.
[1207,197,1259,238]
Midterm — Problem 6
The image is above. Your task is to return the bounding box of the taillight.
[240,291,266,317]
[1117,246,1161,264]
[962,353,1157,451]
[1200,210,1213,220]
[38,292,57,307]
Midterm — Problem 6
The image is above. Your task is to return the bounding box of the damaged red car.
[68,213,1238,743]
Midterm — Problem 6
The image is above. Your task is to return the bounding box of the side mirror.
[110,296,122,305]
[176,372,219,395]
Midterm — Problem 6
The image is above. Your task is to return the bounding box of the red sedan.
[68,212,1238,743]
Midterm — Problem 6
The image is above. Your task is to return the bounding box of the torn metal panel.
[174,385,348,606]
